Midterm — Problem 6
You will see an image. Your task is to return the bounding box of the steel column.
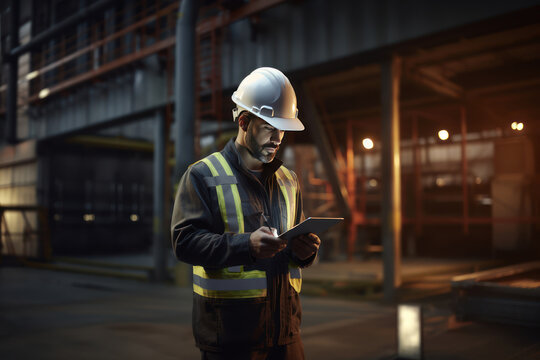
[381,56,402,301]
[153,110,168,281]
[6,0,20,144]
[460,106,469,235]
[174,0,199,179]
[346,120,357,260]
[412,115,423,237]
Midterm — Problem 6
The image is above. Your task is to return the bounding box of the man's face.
[245,116,285,163]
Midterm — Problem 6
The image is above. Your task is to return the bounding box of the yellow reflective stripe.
[278,185,292,230]
[194,284,267,299]
[201,157,230,232]
[214,152,244,233]
[194,266,265,280]
[194,266,267,298]
[280,166,297,225]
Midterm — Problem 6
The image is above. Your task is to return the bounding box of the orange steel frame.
[309,90,539,260]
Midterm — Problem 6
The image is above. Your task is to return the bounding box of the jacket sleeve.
[170,164,254,268]
[288,170,317,268]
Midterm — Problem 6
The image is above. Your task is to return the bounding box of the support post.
[6,0,20,144]
[381,56,402,301]
[412,115,422,238]
[174,0,199,179]
[346,120,357,260]
[460,106,469,235]
[153,110,168,281]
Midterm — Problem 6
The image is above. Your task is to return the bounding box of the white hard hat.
[231,67,304,131]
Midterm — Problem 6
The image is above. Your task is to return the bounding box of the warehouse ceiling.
[306,20,540,140]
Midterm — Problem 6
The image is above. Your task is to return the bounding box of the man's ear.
[238,113,249,131]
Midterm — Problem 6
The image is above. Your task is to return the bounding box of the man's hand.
[291,233,320,260]
[249,227,287,258]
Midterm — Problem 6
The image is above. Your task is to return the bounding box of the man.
[171,67,320,360]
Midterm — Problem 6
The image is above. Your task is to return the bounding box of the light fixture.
[511,122,524,131]
[39,88,50,99]
[475,177,482,185]
[83,214,95,222]
[436,178,445,187]
[26,70,39,81]
[397,304,423,360]
[438,130,449,141]
[368,179,378,187]
[362,138,374,150]
[130,214,139,222]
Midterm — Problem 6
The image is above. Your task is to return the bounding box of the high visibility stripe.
[193,283,267,299]
[204,176,238,187]
[193,273,267,291]
[194,265,265,280]
[214,153,244,234]
[289,267,301,279]
[201,157,230,232]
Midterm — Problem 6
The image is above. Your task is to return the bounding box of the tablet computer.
[279,217,344,240]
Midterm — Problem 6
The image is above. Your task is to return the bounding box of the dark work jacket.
[171,138,315,351]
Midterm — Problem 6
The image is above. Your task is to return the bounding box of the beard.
[245,128,279,164]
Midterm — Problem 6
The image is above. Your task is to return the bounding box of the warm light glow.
[26,71,39,80]
[511,122,524,131]
[475,177,482,185]
[436,178,445,187]
[39,88,50,99]
[438,130,449,141]
[368,179,378,187]
[130,214,139,222]
[398,304,422,360]
[362,138,374,150]
[83,214,95,222]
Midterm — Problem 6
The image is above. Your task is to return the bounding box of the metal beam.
[175,0,199,180]
[406,67,463,99]
[299,83,351,219]
[196,0,286,34]
[381,56,402,301]
[10,0,115,58]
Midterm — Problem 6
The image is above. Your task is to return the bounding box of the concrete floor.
[1,265,539,360]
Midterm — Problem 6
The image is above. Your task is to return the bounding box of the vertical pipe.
[412,115,422,237]
[347,119,356,260]
[381,56,402,301]
[153,110,167,281]
[174,0,199,179]
[460,106,469,235]
[6,0,20,144]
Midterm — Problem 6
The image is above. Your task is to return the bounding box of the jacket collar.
[222,138,283,178]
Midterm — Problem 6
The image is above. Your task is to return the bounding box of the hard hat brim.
[232,96,305,131]
[258,114,305,131]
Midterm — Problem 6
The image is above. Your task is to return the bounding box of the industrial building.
[1,0,540,297]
